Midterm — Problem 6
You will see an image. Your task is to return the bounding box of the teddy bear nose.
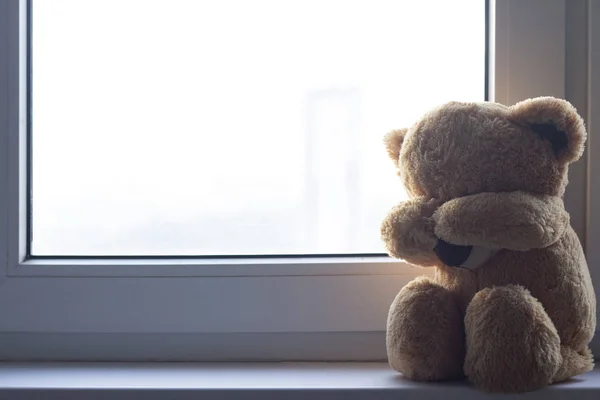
[434,238,472,267]
[434,238,499,270]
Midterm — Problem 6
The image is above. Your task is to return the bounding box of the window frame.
[586,0,600,357]
[0,0,597,361]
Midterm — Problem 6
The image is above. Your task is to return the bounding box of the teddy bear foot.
[464,285,562,393]
[386,276,465,381]
[553,346,595,383]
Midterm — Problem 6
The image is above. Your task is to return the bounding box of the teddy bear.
[380,97,596,393]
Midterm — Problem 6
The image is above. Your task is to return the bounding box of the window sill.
[0,362,598,399]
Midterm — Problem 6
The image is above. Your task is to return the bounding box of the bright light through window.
[31,0,485,256]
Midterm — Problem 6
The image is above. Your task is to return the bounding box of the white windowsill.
[0,362,598,400]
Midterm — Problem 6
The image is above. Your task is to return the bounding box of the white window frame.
[0,0,597,361]
[586,0,600,357]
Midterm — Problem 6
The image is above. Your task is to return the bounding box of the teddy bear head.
[384,97,586,201]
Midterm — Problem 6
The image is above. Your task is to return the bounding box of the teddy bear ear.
[509,96,587,164]
[384,128,408,167]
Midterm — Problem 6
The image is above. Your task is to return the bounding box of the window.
[31,0,485,256]
[0,0,597,361]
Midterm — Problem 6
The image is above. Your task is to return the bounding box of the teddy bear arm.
[381,198,441,266]
[433,191,569,251]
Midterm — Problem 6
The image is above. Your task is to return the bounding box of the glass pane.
[31,0,485,256]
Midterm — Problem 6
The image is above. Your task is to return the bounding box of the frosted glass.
[31,0,485,256]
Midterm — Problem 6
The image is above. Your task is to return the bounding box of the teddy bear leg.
[464,285,561,393]
[387,276,465,381]
[552,346,594,383]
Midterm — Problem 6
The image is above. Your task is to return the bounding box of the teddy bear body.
[381,98,596,393]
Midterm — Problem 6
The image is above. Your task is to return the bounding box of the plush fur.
[381,97,596,393]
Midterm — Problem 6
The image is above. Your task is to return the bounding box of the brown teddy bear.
[381,97,596,393]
